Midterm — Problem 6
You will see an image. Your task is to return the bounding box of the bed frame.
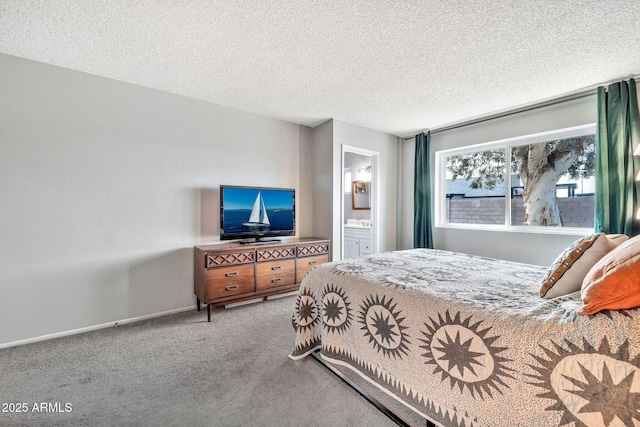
[311,351,436,427]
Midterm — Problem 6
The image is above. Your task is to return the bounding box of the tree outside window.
[439,125,596,229]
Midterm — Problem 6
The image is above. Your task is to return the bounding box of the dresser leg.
[207,304,211,322]
[197,298,201,312]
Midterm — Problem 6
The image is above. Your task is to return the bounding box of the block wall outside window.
[445,195,594,228]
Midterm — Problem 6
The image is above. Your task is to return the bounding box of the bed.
[289,248,640,427]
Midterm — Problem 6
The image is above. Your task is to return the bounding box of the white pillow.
[540,233,628,299]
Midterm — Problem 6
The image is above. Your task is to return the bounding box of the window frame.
[434,123,597,235]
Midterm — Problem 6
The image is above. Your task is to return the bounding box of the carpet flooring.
[0,296,413,427]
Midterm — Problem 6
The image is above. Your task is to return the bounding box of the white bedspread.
[289,249,640,427]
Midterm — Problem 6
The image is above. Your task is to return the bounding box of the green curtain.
[414,131,433,248]
[595,78,640,237]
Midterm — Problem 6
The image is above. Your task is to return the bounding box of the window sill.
[435,223,593,236]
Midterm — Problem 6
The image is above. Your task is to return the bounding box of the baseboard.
[0,305,197,350]
[224,298,264,308]
[266,291,298,300]
[224,291,296,308]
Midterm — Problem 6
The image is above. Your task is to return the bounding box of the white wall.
[297,126,314,238]
[304,119,398,260]
[398,95,598,265]
[333,120,397,259]
[397,137,415,250]
[309,120,334,243]
[0,54,310,346]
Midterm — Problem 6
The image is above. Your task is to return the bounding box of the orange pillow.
[579,234,640,315]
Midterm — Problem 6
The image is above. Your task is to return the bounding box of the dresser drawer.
[257,245,296,262]
[205,264,255,299]
[296,255,329,283]
[297,242,330,257]
[205,250,255,268]
[256,259,295,290]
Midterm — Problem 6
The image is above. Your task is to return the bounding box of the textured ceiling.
[1,1,640,137]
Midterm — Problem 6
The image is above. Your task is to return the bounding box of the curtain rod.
[402,75,639,140]
[402,90,595,140]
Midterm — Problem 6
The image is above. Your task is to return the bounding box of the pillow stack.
[540,233,640,315]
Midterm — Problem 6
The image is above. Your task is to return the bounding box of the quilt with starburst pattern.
[289,249,640,427]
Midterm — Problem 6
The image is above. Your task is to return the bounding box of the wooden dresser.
[194,238,330,321]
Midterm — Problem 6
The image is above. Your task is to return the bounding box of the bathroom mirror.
[352,180,371,210]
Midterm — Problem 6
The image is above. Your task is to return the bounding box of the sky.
[222,187,294,210]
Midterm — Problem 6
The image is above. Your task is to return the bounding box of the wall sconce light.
[355,164,372,181]
[357,165,371,174]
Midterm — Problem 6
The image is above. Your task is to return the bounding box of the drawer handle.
[271,266,282,270]
[225,271,238,277]
[225,285,239,291]
[271,278,282,283]
[308,260,317,265]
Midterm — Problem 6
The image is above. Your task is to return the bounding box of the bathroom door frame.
[340,144,380,260]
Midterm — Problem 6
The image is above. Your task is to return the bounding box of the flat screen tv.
[220,185,295,243]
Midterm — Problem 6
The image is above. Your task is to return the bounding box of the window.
[344,170,352,193]
[435,124,596,231]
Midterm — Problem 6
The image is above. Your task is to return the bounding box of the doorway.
[341,145,379,260]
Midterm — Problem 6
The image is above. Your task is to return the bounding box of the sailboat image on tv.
[242,192,271,229]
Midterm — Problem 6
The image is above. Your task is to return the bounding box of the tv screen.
[220,185,295,242]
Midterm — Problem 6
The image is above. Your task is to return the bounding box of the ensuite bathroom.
[343,151,374,259]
